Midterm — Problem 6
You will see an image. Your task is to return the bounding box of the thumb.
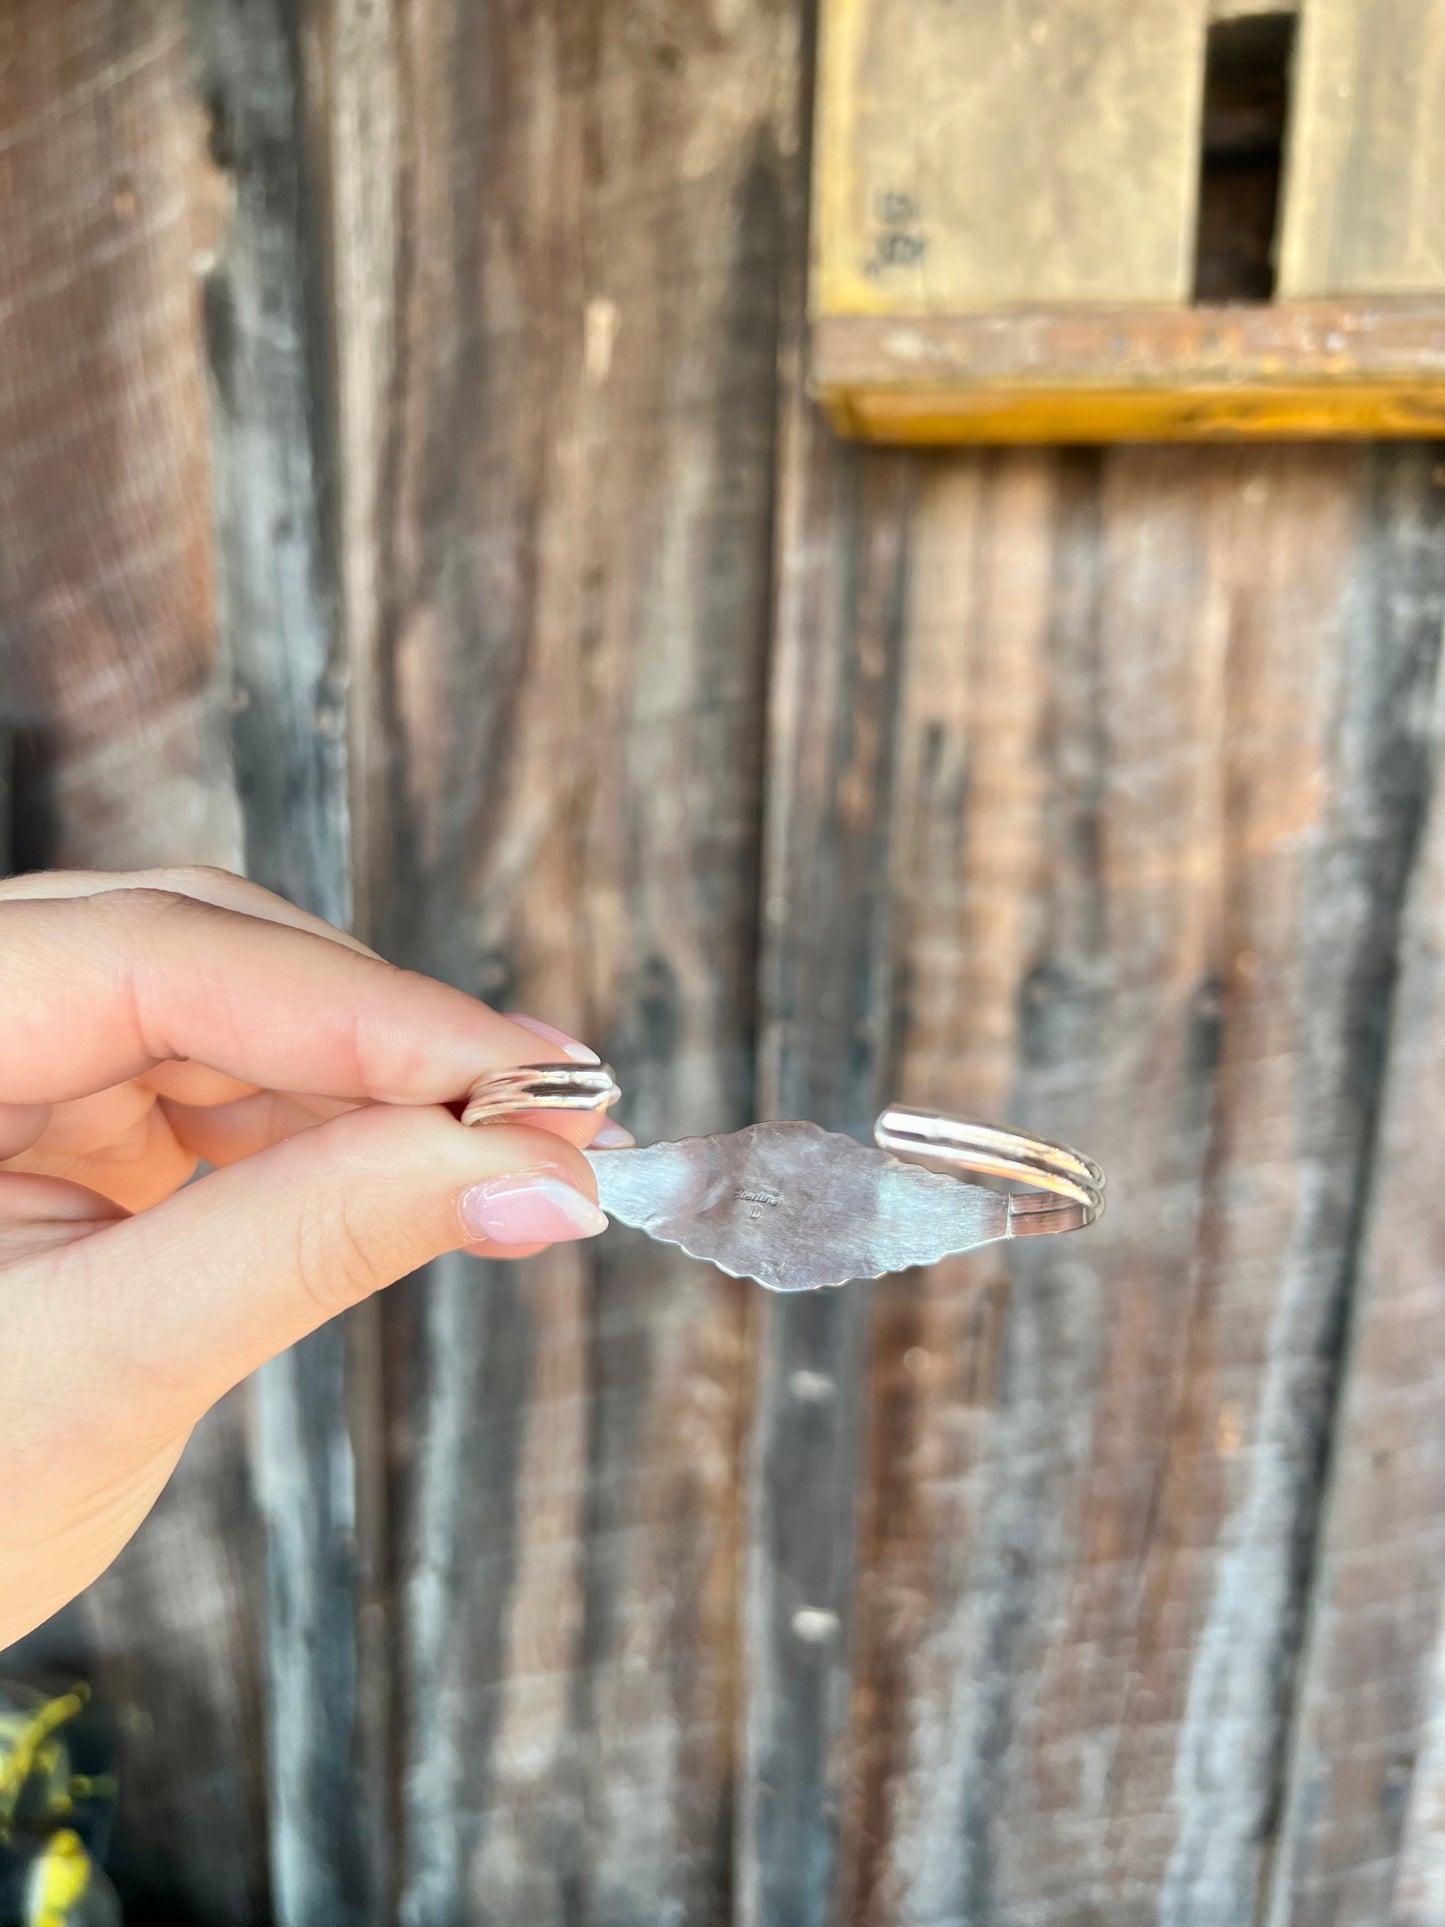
[42,1103,607,1430]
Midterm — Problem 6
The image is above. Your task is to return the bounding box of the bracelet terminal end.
[462,1062,621,1128]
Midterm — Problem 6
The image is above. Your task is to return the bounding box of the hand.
[0,868,612,1647]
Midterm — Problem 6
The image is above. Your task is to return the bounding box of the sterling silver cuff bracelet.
[462,1064,1104,1292]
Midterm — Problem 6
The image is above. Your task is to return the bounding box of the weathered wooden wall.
[321,2,793,1921]
[0,6,266,1921]
[5,3,1445,1926]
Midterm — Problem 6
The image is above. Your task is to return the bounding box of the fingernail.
[459,1172,608,1247]
[591,1118,636,1148]
[509,1014,601,1065]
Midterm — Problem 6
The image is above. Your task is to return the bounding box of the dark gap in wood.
[6,731,60,875]
[0,725,11,872]
[186,0,385,1914]
[1191,12,1296,304]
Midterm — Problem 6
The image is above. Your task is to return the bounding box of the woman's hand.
[0,868,612,1647]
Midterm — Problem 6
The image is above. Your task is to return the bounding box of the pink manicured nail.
[509,1014,601,1064]
[591,1118,636,1148]
[459,1173,608,1247]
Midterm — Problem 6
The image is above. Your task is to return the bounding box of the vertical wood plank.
[187,1,386,1921]
[1278,0,1445,297]
[739,339,911,1926]
[0,0,239,868]
[321,1,796,1918]
[1264,456,1445,1927]
[0,5,265,1922]
[739,0,920,1904]
[826,443,1445,1927]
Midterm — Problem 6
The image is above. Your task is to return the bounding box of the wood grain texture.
[811,0,1445,441]
[828,442,1445,1927]
[741,385,912,1926]
[822,381,1445,447]
[13,2,1445,1921]
[1266,461,1445,1926]
[1279,0,1445,298]
[812,304,1445,446]
[815,305,1445,391]
[0,0,239,868]
[187,2,388,1923]
[0,5,264,1922]
[319,1,795,1919]
[813,0,1206,317]
[739,18,918,1910]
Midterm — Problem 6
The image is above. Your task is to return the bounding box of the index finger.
[0,864,380,958]
[0,889,599,1107]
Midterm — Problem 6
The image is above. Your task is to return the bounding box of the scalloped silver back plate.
[585,1119,1009,1292]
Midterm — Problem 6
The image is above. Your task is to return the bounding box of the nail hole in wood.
[792,1608,840,1643]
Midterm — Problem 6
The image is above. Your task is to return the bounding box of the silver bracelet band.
[461,1062,621,1128]
[461,1069,1105,1236]
[460,1066,1105,1286]
[873,1106,1106,1237]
